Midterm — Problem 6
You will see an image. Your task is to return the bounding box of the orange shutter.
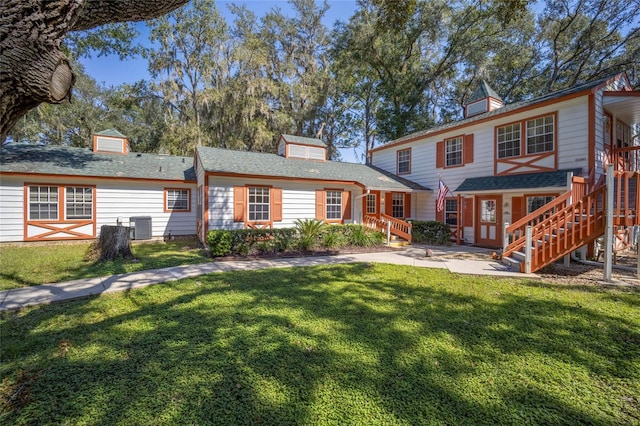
[385,192,393,215]
[272,188,283,221]
[342,190,352,220]
[233,186,245,222]
[511,196,525,223]
[463,197,473,226]
[405,193,411,218]
[464,134,474,164]
[315,189,325,220]
[436,141,444,168]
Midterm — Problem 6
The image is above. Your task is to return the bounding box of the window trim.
[444,197,458,226]
[247,186,271,223]
[65,186,94,220]
[365,193,377,215]
[164,188,191,213]
[496,122,522,159]
[396,148,411,175]
[494,112,557,162]
[444,136,464,168]
[325,189,343,222]
[391,192,405,219]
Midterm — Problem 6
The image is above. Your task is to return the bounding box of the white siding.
[206,175,360,230]
[0,176,197,242]
[0,177,25,242]
[96,181,196,238]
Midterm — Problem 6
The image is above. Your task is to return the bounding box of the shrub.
[295,219,326,240]
[322,227,347,249]
[207,230,232,257]
[411,221,451,245]
[342,224,385,247]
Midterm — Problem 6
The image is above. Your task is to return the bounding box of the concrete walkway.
[0,245,535,311]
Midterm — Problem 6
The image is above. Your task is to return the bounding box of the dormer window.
[93,129,129,154]
[277,134,327,161]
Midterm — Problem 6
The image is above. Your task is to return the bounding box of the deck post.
[502,221,509,252]
[564,172,573,267]
[525,225,532,274]
[386,220,391,247]
[604,164,614,281]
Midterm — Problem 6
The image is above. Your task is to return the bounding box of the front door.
[475,195,502,248]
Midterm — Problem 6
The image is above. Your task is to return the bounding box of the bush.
[207,228,297,256]
[207,230,232,257]
[342,224,385,247]
[322,227,347,249]
[411,221,451,245]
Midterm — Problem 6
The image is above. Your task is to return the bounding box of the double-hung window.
[497,123,521,158]
[66,187,93,219]
[326,190,342,220]
[397,148,411,174]
[444,199,458,226]
[166,189,190,211]
[366,193,376,215]
[526,115,554,154]
[445,137,463,167]
[29,186,58,220]
[392,193,404,218]
[248,187,270,222]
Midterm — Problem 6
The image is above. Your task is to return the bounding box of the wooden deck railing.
[503,171,640,273]
[363,214,412,243]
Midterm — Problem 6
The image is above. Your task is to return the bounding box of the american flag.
[436,179,450,212]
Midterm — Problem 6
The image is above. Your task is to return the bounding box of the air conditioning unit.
[130,216,152,240]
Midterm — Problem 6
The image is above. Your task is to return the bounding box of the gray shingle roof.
[468,80,502,102]
[456,168,583,192]
[386,73,621,147]
[281,134,326,147]
[0,144,196,181]
[197,146,429,191]
[94,129,128,138]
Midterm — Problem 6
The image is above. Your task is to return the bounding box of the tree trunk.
[0,0,189,142]
[98,225,133,260]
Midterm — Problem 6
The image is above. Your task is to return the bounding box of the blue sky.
[78,1,361,161]
[80,1,358,86]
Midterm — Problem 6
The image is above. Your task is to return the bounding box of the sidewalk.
[0,245,535,311]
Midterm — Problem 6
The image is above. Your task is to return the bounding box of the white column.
[604,164,614,281]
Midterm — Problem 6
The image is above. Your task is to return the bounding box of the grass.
[1,264,638,425]
[0,239,210,291]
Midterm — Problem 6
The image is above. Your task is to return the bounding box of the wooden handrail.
[380,213,413,242]
[504,171,640,273]
[364,214,412,242]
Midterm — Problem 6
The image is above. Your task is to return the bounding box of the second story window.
[445,137,463,167]
[497,123,521,158]
[526,115,554,154]
[397,148,411,174]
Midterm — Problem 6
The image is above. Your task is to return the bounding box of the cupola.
[464,81,503,118]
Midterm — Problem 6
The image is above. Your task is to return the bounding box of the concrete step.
[501,256,522,271]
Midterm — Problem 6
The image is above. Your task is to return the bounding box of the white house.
[0,133,428,243]
[369,72,640,251]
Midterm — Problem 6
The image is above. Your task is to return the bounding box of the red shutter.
[436,204,444,223]
[463,197,473,226]
[436,141,444,168]
[342,190,352,221]
[315,189,325,220]
[464,134,474,164]
[512,196,525,223]
[233,186,245,222]
[405,193,411,218]
[385,192,393,216]
[272,188,282,222]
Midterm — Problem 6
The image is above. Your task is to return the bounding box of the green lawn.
[1,264,638,425]
[0,239,210,291]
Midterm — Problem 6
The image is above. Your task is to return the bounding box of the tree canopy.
[4,0,639,161]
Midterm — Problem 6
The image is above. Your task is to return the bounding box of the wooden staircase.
[503,171,640,273]
[364,213,412,245]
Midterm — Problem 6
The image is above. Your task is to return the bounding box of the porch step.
[502,255,523,272]
[389,239,411,247]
